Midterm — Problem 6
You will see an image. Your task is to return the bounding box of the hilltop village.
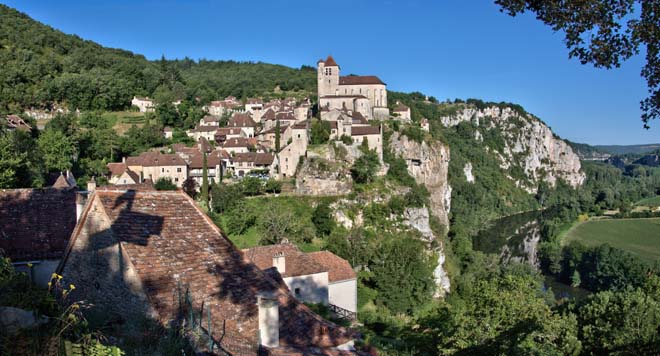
[0,56,413,356]
[107,56,413,188]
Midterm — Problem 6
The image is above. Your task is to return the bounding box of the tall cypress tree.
[201,152,209,206]
[275,119,281,152]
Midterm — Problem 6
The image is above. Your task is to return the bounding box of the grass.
[563,218,660,262]
[636,195,660,207]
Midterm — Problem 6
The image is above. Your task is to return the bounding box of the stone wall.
[60,197,157,322]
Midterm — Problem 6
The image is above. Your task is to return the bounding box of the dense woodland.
[2,4,660,355]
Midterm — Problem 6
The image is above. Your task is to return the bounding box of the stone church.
[318,55,390,120]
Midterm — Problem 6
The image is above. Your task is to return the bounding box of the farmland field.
[563,218,660,262]
[636,195,660,207]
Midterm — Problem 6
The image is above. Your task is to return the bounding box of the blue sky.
[4,0,658,145]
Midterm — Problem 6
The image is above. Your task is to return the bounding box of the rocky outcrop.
[295,156,352,196]
[463,162,474,183]
[389,132,451,226]
[403,207,451,296]
[440,105,585,192]
[388,134,452,296]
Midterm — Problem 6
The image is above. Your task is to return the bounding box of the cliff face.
[389,132,452,226]
[440,106,585,192]
[388,132,452,296]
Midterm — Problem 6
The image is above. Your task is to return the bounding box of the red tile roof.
[243,243,327,279]
[351,126,380,136]
[228,113,257,128]
[308,251,356,283]
[60,189,355,354]
[339,76,385,86]
[126,152,187,167]
[0,188,77,261]
[324,55,339,67]
[393,104,409,112]
[107,163,128,177]
[232,152,274,165]
[223,137,252,148]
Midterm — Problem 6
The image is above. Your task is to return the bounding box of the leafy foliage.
[154,177,177,190]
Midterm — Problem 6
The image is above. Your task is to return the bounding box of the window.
[161,168,164,173]
[177,168,181,173]
[174,178,179,182]
[294,288,301,296]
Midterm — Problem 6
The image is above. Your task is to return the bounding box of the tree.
[495,0,660,128]
[274,120,281,152]
[350,149,380,184]
[0,133,25,188]
[240,176,263,196]
[257,201,314,244]
[201,152,209,206]
[312,201,335,236]
[211,183,243,213]
[182,177,198,198]
[571,270,582,287]
[263,178,282,193]
[37,129,75,172]
[310,120,331,144]
[368,235,436,314]
[154,177,177,190]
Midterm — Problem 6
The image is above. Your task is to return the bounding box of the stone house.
[230,152,276,177]
[199,115,220,127]
[57,189,358,354]
[214,127,245,145]
[163,126,173,139]
[258,124,292,151]
[131,96,155,113]
[0,187,79,287]
[125,152,188,187]
[186,150,228,187]
[245,242,357,314]
[392,102,411,121]
[228,113,257,138]
[203,96,242,116]
[245,98,264,122]
[421,118,430,132]
[107,162,141,185]
[351,125,383,158]
[278,123,308,178]
[187,125,219,142]
[222,137,253,155]
[317,56,390,120]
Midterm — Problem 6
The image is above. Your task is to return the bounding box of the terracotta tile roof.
[274,112,296,122]
[328,121,338,130]
[202,115,219,123]
[232,152,274,165]
[228,113,257,128]
[323,55,339,67]
[262,109,277,121]
[223,137,252,148]
[107,163,128,177]
[308,251,356,283]
[191,125,220,133]
[260,125,288,136]
[188,151,224,169]
[52,173,75,189]
[349,112,368,125]
[125,152,187,167]
[60,189,354,354]
[0,188,77,261]
[351,126,380,136]
[339,76,385,86]
[215,127,243,136]
[243,243,327,279]
[393,104,409,112]
[246,98,263,105]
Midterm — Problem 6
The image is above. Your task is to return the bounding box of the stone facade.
[317,56,389,120]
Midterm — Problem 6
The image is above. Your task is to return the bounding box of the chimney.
[257,291,279,348]
[75,192,88,223]
[272,252,285,274]
[87,176,96,192]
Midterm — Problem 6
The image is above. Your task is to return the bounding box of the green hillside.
[0,4,315,114]
[595,143,660,155]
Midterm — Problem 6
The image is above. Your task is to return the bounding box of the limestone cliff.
[389,132,452,227]
[440,105,585,192]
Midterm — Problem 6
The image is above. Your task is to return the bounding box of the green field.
[636,195,660,207]
[563,218,660,262]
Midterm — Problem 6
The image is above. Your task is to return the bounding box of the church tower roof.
[324,55,339,67]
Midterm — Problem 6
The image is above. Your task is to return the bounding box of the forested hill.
[0,4,315,114]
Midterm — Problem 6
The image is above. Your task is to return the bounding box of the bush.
[312,201,335,236]
[224,201,256,235]
[350,150,380,184]
[211,183,243,213]
[154,178,177,190]
[240,176,263,196]
[340,135,353,145]
[310,120,331,144]
[264,179,282,194]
